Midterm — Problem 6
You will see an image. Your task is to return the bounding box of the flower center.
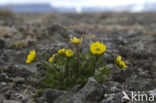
[96,48,100,51]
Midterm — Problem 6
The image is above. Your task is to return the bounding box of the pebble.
[0,94,5,103]
[14,77,25,83]
[26,99,35,103]
[1,82,7,86]
[3,100,21,103]
[0,39,5,49]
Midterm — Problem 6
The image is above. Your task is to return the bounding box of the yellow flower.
[116,56,121,63]
[70,37,82,44]
[119,61,127,68]
[115,56,127,68]
[49,54,56,63]
[26,50,36,63]
[65,49,74,57]
[58,48,66,55]
[90,42,106,55]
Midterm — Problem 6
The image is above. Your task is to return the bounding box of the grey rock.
[43,89,66,103]
[3,100,21,103]
[149,89,156,97]
[100,92,123,103]
[26,99,35,103]
[36,97,47,103]
[54,77,103,103]
[102,81,122,93]
[125,75,153,91]
[100,100,116,103]
[53,85,81,103]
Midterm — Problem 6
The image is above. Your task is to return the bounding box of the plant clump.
[26,37,127,90]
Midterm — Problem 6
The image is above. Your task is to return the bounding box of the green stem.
[76,44,80,77]
[92,55,98,73]
[76,44,80,62]
[65,59,69,78]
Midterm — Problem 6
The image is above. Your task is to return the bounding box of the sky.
[0,0,156,13]
[0,0,51,5]
[0,0,156,6]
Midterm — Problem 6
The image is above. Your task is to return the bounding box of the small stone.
[14,77,25,83]
[1,86,9,93]
[26,99,35,103]
[28,77,40,87]
[3,100,21,103]
[0,39,5,49]
[1,82,7,86]
[0,94,5,103]
[8,82,15,87]
[36,97,46,103]
[15,93,29,102]
[0,59,6,66]
[106,64,114,69]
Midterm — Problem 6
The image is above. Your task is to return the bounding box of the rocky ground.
[0,12,156,103]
